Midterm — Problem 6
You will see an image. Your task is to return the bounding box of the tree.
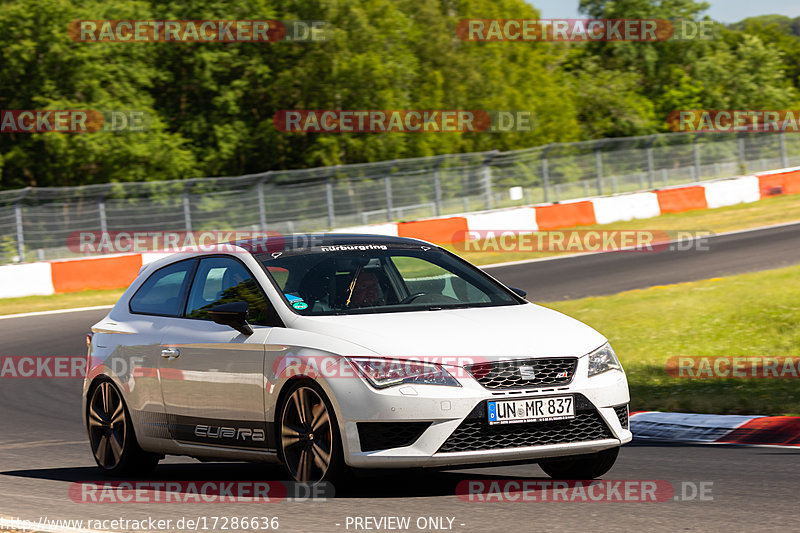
[0,0,197,189]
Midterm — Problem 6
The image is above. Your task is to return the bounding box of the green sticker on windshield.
[292,301,309,310]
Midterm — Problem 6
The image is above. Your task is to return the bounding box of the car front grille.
[614,404,629,429]
[466,358,578,390]
[357,422,431,452]
[438,397,612,453]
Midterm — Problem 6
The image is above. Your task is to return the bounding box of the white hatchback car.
[83,234,631,483]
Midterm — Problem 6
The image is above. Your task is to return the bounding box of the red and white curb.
[631,412,800,447]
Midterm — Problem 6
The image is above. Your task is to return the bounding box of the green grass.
[447,192,800,266]
[544,265,800,416]
[0,289,125,316]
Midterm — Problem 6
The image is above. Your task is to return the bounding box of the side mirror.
[208,301,253,336]
[509,287,527,298]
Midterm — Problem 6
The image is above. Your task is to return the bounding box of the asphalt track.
[486,222,800,301]
[2,222,800,532]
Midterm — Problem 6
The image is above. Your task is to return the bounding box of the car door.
[158,255,279,450]
[105,258,198,420]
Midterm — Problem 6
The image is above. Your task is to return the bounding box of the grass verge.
[544,264,800,416]
[0,289,124,316]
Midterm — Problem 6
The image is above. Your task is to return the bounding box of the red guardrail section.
[655,186,708,214]
[51,254,143,293]
[534,201,596,231]
[397,216,469,243]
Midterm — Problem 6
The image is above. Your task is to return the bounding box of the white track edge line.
[0,305,113,320]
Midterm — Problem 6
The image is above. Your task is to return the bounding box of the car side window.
[186,256,279,326]
[129,260,195,317]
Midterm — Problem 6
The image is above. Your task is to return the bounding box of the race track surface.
[2,222,800,532]
[487,222,800,301]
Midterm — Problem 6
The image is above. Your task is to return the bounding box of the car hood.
[289,303,606,361]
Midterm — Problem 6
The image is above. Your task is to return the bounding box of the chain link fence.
[2,131,799,263]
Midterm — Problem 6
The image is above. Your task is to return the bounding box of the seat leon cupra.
[83,234,631,483]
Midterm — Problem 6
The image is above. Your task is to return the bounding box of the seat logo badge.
[518,366,536,380]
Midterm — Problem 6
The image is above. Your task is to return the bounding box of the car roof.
[233,233,433,253]
[137,233,438,276]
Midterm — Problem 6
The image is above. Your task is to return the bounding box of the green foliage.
[571,0,798,129]
[732,16,800,93]
[0,0,198,189]
[0,0,799,189]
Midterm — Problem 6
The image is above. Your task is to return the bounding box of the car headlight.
[348,357,461,389]
[587,343,623,377]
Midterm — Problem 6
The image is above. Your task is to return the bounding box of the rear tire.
[539,447,619,480]
[86,379,160,476]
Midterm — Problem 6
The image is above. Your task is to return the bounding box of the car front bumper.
[323,356,631,469]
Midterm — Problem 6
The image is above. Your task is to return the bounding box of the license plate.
[487,395,575,425]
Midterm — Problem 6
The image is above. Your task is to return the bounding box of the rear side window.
[186,256,280,326]
[129,260,195,317]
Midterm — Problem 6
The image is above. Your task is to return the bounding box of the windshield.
[257,244,521,315]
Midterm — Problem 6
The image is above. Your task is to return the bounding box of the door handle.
[161,348,180,359]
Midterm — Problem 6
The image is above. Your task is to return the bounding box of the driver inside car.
[347,271,381,308]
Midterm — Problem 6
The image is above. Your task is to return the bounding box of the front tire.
[86,379,159,476]
[539,447,619,480]
[277,380,347,483]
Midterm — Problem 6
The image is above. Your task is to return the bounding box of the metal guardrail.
[1,131,799,263]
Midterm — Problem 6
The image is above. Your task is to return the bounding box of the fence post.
[257,174,269,232]
[14,201,24,262]
[482,150,498,210]
[384,161,395,221]
[97,197,108,235]
[97,196,108,254]
[595,146,604,196]
[737,133,747,173]
[646,135,656,189]
[541,144,554,203]
[433,160,443,217]
[326,173,336,229]
[182,185,192,233]
[693,134,701,181]
[780,132,789,168]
